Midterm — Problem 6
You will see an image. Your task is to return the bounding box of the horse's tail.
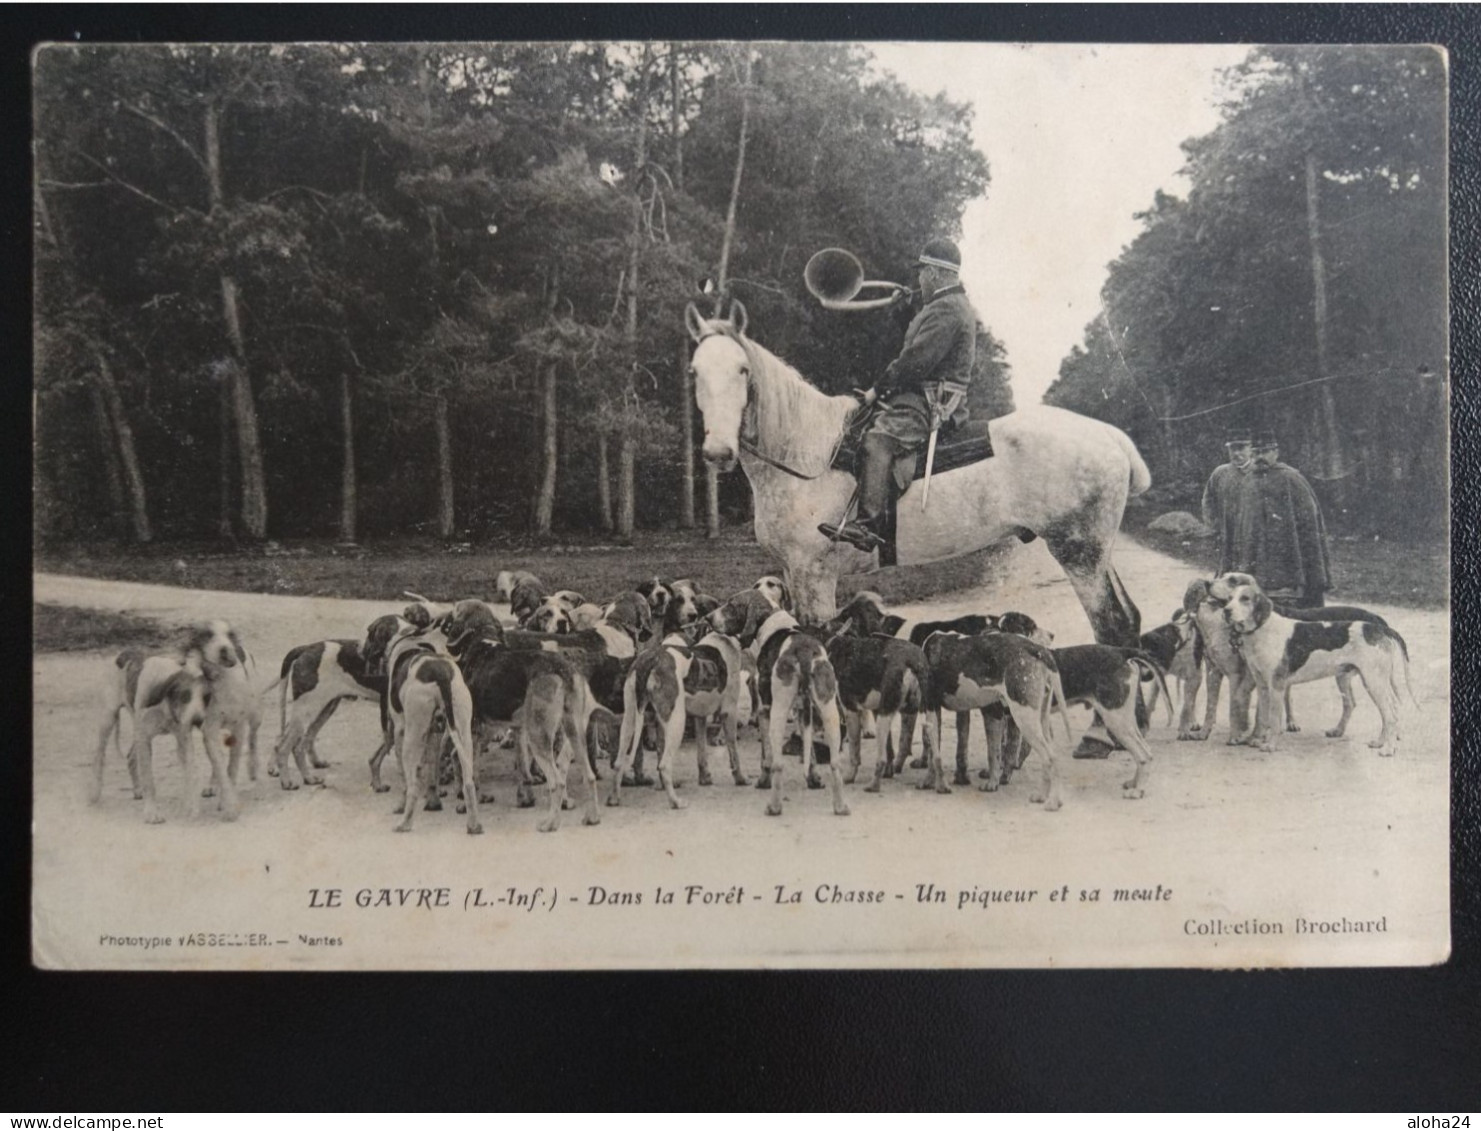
[1108,424,1152,497]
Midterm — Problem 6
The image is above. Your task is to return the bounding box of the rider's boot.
[819,433,893,551]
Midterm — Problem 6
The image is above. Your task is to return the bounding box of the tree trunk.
[535,264,561,536]
[619,44,653,543]
[433,395,455,539]
[706,465,721,538]
[597,433,613,531]
[670,43,684,191]
[93,351,152,544]
[1305,151,1346,505]
[221,294,268,541]
[535,364,559,535]
[338,368,357,544]
[679,340,696,527]
[217,375,233,540]
[671,45,696,528]
[707,46,753,540]
[207,102,268,540]
[618,439,636,541]
[712,47,753,317]
[90,384,126,535]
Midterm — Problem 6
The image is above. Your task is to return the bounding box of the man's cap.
[1252,434,1279,449]
[1225,435,1252,447]
[917,237,961,272]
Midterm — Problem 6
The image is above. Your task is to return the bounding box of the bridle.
[692,326,857,481]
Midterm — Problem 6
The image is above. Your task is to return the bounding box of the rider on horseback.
[819,237,979,552]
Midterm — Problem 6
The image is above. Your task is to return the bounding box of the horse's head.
[686,300,751,471]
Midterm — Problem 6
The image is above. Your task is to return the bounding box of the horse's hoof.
[732,774,750,787]
[977,768,991,779]
[978,781,998,793]
[311,757,330,769]
[864,783,881,794]
[806,776,823,791]
[517,794,536,810]
[1286,723,1301,733]
[935,785,952,795]
[843,771,858,786]
[373,784,390,794]
[201,786,216,798]
[755,772,772,790]
[1122,789,1145,800]
[561,798,575,811]
[1043,798,1063,812]
[1029,792,1045,804]
[765,802,783,817]
[394,823,413,833]
[145,814,165,825]
[834,804,851,817]
[698,772,714,787]
[424,798,442,811]
[467,823,484,835]
[1326,728,1345,739]
[605,793,622,807]
[908,756,928,770]
[582,812,601,826]
[304,775,323,787]
[267,765,280,778]
[456,802,467,814]
[281,780,300,792]
[623,773,654,788]
[536,819,558,833]
[953,772,971,787]
[669,798,688,810]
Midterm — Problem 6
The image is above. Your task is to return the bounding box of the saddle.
[830,406,996,566]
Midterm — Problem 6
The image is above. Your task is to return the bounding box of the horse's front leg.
[782,555,840,623]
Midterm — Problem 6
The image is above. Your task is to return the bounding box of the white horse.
[686,301,1151,645]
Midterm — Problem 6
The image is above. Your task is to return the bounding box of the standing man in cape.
[1220,434,1331,608]
[818,236,978,551]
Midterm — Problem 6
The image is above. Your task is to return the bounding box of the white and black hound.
[920,631,1070,810]
[265,624,392,790]
[1223,582,1414,756]
[93,647,212,824]
[376,620,482,834]
[707,591,848,818]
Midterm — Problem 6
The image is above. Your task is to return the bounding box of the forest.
[1046,46,1447,538]
[34,42,1002,545]
[34,43,1446,547]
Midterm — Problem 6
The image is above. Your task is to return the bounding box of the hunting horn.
[804,248,913,312]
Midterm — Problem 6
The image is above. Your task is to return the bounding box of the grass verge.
[34,603,173,654]
[35,530,1003,608]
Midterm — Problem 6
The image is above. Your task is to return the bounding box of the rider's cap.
[1252,433,1279,449]
[917,237,961,273]
[1225,435,1252,447]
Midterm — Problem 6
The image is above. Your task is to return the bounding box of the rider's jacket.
[879,284,978,400]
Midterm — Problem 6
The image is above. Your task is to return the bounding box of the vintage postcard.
[32,41,1450,969]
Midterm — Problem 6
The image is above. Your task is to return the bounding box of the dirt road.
[32,538,1451,970]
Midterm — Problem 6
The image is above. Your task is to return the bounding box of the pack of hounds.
[92,568,1415,833]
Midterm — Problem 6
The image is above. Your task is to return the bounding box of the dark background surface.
[9,5,1478,1111]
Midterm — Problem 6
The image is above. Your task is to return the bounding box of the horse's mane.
[702,320,858,478]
